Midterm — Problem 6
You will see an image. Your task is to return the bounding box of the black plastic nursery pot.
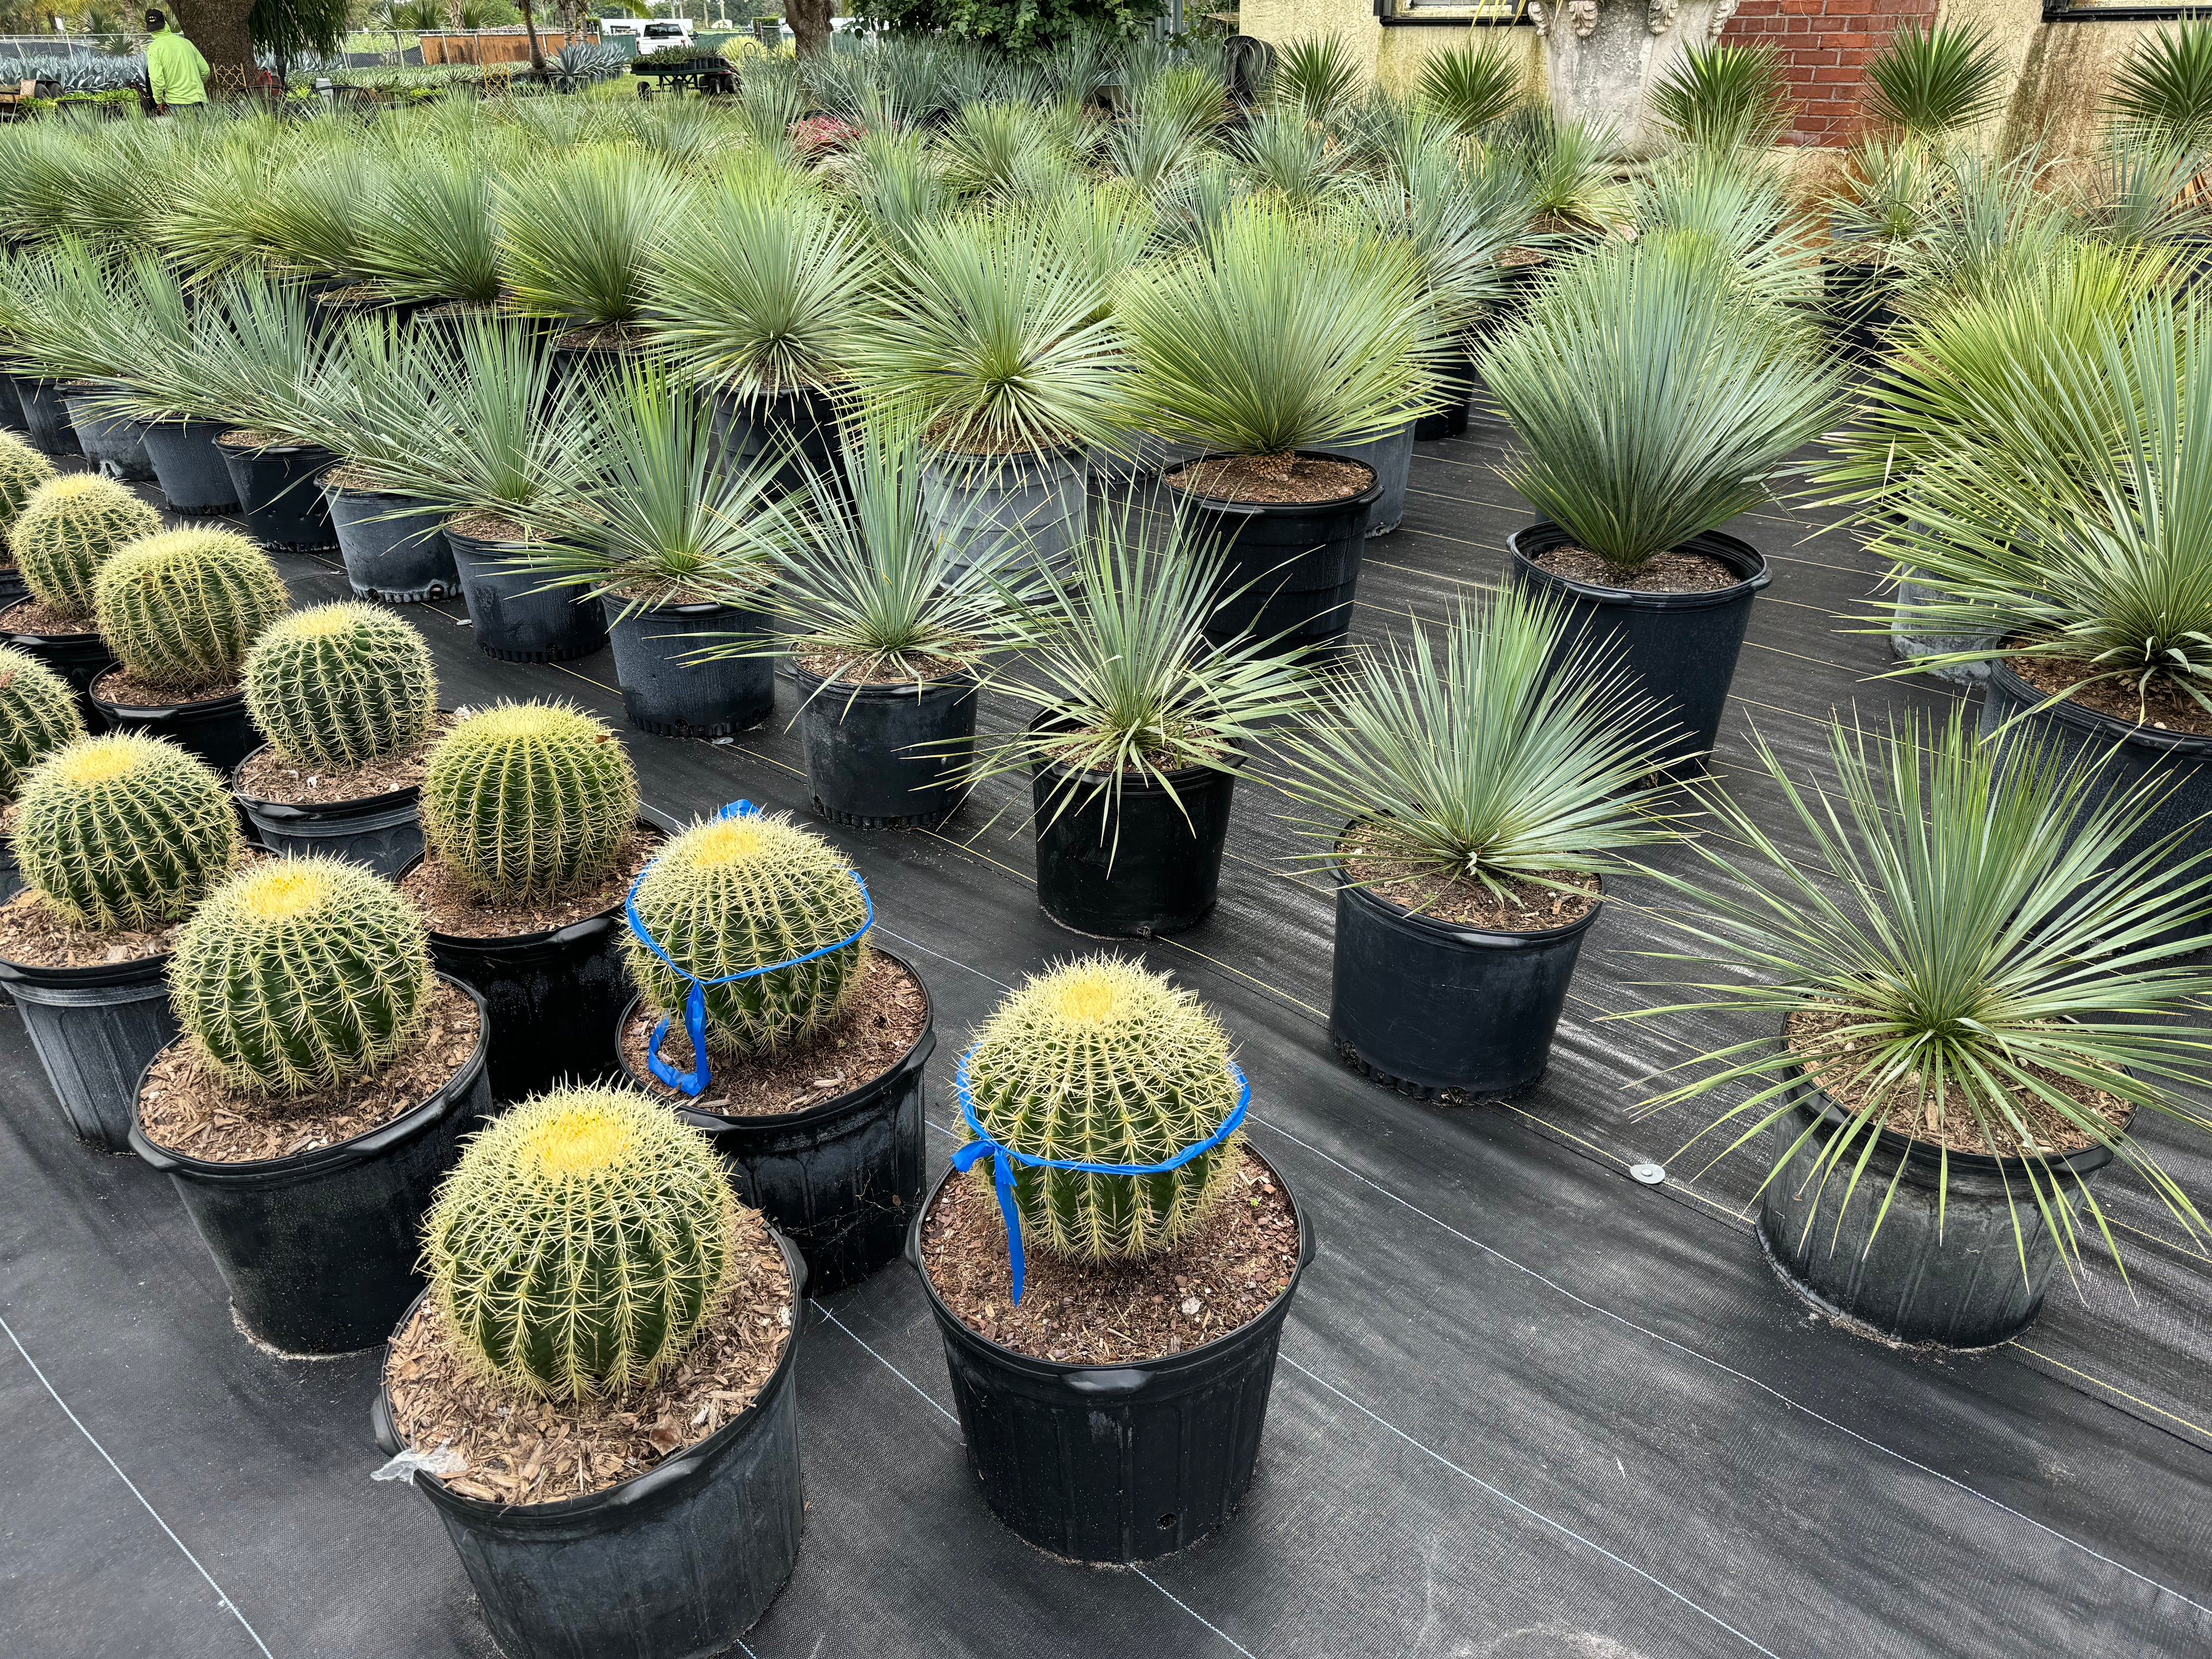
[1509,522,1770,772]
[1758,1066,2115,1347]
[1412,346,1476,442]
[908,1148,1316,1563]
[0,604,115,726]
[0,564,24,612]
[605,600,772,738]
[91,675,258,776]
[59,387,154,481]
[0,372,25,432]
[368,1232,807,1659]
[128,976,493,1355]
[323,478,460,603]
[1330,868,1600,1103]
[10,374,84,457]
[1031,732,1237,938]
[138,418,241,514]
[1331,425,1414,537]
[1823,257,1896,368]
[232,744,424,877]
[1171,453,1380,654]
[219,437,339,552]
[923,444,1089,579]
[0,948,176,1151]
[790,665,975,830]
[615,952,935,1293]
[707,383,842,493]
[448,527,610,664]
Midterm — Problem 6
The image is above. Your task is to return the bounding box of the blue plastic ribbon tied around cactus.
[949,1047,1251,1305]
[624,800,875,1098]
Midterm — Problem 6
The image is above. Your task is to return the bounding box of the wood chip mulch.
[621,949,928,1119]
[0,597,99,635]
[137,979,482,1163]
[921,1143,1300,1366]
[93,666,240,711]
[1535,545,1739,593]
[2010,650,2212,740]
[1785,1006,2128,1158]
[792,648,974,688]
[446,512,530,544]
[321,461,400,493]
[235,714,452,806]
[0,884,181,968]
[1342,840,1598,931]
[1168,455,1374,507]
[400,831,659,940]
[384,1206,793,1506]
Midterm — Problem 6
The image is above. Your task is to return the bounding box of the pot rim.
[369,1224,807,1524]
[1984,656,2212,760]
[126,972,490,1181]
[1331,857,1604,946]
[1509,522,1772,611]
[0,934,172,986]
[218,429,327,458]
[315,468,446,507]
[613,945,937,1134]
[0,604,109,649]
[1025,710,1242,793]
[90,670,244,720]
[231,740,423,819]
[906,1141,1315,1383]
[788,660,978,700]
[1164,448,1382,514]
[396,817,664,952]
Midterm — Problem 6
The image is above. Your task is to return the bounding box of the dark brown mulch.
[554,323,647,353]
[446,512,529,544]
[383,1206,793,1506]
[234,714,452,806]
[1535,546,1738,593]
[1,597,99,635]
[1785,1006,2128,1157]
[137,979,481,1163]
[792,648,974,688]
[0,885,181,968]
[321,461,400,493]
[1342,838,1599,931]
[1499,245,1550,269]
[93,666,239,711]
[2010,652,2212,740]
[1168,455,1374,507]
[400,831,660,940]
[215,428,304,450]
[920,1143,1300,1366]
[621,949,928,1119]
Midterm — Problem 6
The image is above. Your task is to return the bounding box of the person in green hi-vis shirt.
[143,9,210,113]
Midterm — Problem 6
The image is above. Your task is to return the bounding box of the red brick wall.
[1721,0,1941,146]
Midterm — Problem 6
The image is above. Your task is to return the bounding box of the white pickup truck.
[600,16,696,54]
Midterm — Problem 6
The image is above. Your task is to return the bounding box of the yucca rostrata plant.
[169,855,433,1095]
[0,431,55,539]
[92,529,288,694]
[624,806,870,1059]
[8,474,161,620]
[0,647,84,802]
[419,702,638,902]
[424,1083,738,1399]
[12,732,241,929]
[244,604,438,774]
[962,956,1240,1262]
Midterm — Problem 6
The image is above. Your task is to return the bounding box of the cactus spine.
[244,604,438,772]
[624,808,869,1057]
[425,1084,738,1400]
[170,855,434,1096]
[8,474,161,620]
[0,647,85,803]
[0,432,56,539]
[13,733,241,929]
[964,956,1239,1262]
[93,528,288,694]
[420,702,638,900]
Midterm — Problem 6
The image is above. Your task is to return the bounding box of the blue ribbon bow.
[949,1047,1251,1305]
[624,801,874,1098]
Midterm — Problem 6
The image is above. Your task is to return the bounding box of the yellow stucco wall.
[1234,3,1543,96]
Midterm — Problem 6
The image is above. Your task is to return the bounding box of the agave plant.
[1273,584,1675,903]
[495,147,695,337]
[1414,35,1524,139]
[1650,41,1793,154]
[1630,706,2212,1274]
[1480,236,1835,575]
[1865,22,2005,141]
[2108,18,2212,152]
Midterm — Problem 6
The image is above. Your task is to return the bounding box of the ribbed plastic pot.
[0,842,18,904]
[605,601,772,737]
[1330,866,1600,1102]
[1032,732,1237,938]
[0,565,24,611]
[128,975,493,1355]
[1890,570,1996,684]
[11,375,84,457]
[0,605,116,727]
[1509,522,1770,772]
[138,418,241,514]
[368,1233,806,1659]
[0,947,176,1151]
[1412,347,1475,442]
[615,953,934,1293]
[707,384,841,493]
[60,388,154,480]
[0,371,25,433]
[220,439,338,552]
[324,480,460,603]
[908,1147,1315,1562]
[92,678,257,776]
[923,445,1088,581]
[1759,1065,2112,1346]
[790,666,975,830]
[1331,425,1415,537]
[232,744,424,877]
[449,528,610,663]
[1171,453,1380,653]
[405,843,645,1103]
